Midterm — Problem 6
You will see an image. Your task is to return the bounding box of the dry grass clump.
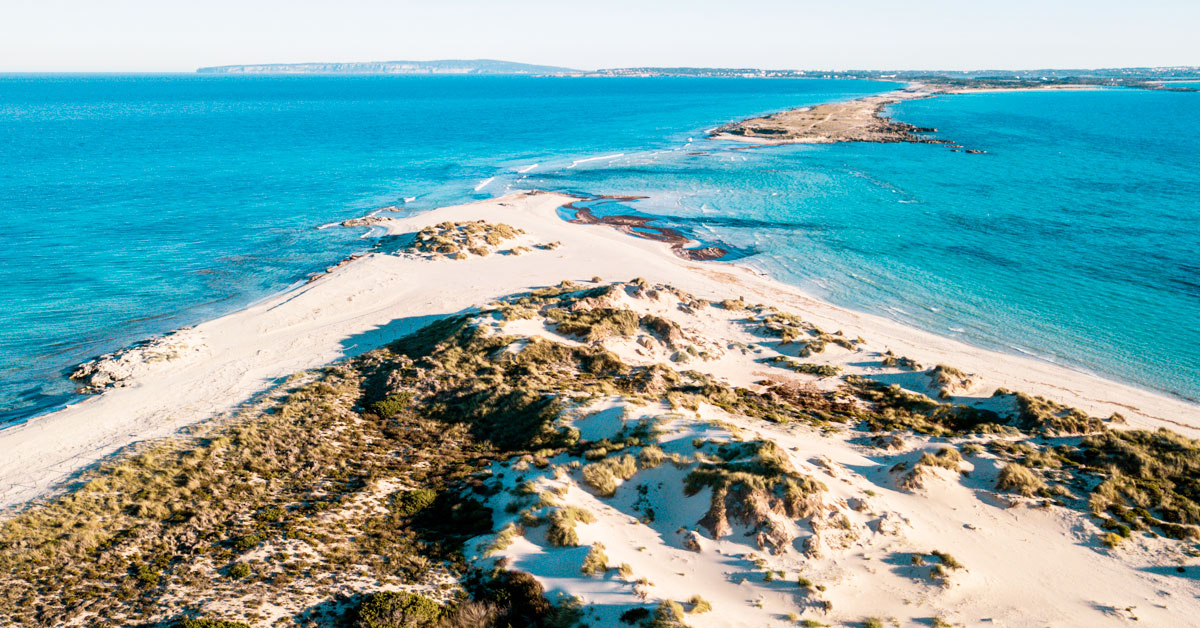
[646,600,691,628]
[882,352,920,370]
[995,463,1047,497]
[767,356,841,378]
[845,375,1005,436]
[758,312,857,354]
[637,445,666,468]
[410,220,524,259]
[686,594,712,614]
[928,364,974,398]
[919,447,963,471]
[683,440,825,550]
[581,455,638,497]
[1075,428,1200,539]
[719,297,748,311]
[546,506,596,547]
[993,389,1109,435]
[547,304,688,348]
[580,543,609,576]
[899,447,964,490]
[486,523,523,556]
[548,307,641,342]
[926,550,965,584]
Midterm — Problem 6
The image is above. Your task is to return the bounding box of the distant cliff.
[197,59,582,75]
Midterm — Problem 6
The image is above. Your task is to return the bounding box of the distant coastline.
[196,58,582,75]
[195,58,1200,87]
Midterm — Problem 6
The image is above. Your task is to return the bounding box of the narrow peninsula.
[2,192,1199,628]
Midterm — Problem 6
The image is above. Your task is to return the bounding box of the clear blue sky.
[3,0,1197,72]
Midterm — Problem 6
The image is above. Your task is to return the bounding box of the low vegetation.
[683,440,825,551]
[3,277,1196,626]
[995,463,1047,497]
[580,543,609,576]
[410,220,524,259]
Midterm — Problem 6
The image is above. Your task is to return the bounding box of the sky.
[2,0,1198,72]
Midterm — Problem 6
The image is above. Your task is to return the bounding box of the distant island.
[196,58,582,75]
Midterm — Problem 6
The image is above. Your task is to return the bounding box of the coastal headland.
[3,191,1199,627]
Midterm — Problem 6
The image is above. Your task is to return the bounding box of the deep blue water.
[1,76,1197,424]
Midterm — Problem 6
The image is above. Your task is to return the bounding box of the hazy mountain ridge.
[197,58,581,75]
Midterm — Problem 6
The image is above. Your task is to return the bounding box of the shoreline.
[4,190,1199,514]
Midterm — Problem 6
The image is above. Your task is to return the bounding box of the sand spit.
[709,86,948,146]
[3,192,1200,627]
[710,82,1132,149]
[5,191,1197,511]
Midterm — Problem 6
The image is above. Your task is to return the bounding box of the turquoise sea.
[1,75,1197,424]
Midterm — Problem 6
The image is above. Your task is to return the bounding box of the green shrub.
[353,591,443,628]
[795,363,841,378]
[134,564,160,587]
[230,533,263,552]
[372,392,414,418]
[229,562,251,579]
[177,620,252,628]
[393,489,438,516]
[253,506,285,523]
[619,607,651,624]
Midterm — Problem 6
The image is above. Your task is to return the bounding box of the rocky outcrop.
[70,328,208,393]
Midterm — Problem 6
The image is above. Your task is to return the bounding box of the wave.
[516,164,538,174]
[567,153,625,169]
[474,177,496,191]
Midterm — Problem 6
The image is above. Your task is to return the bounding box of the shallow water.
[0,74,889,423]
[2,76,1198,425]
[526,88,1200,401]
